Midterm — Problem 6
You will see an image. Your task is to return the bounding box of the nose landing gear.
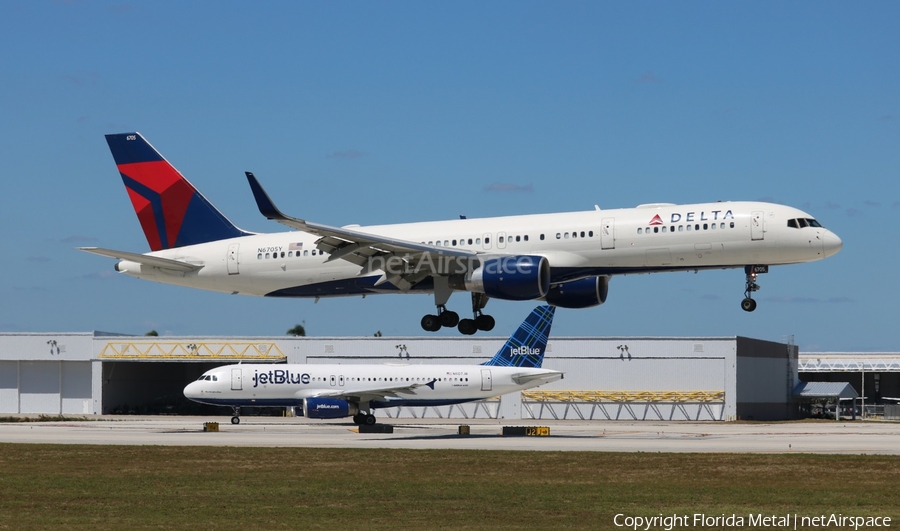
[741,265,767,312]
[231,406,241,425]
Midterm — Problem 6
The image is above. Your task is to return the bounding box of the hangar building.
[1,332,801,421]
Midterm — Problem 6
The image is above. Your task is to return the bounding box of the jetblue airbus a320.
[184,305,561,425]
[81,133,842,334]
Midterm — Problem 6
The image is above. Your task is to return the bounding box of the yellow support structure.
[521,390,725,403]
[98,341,286,360]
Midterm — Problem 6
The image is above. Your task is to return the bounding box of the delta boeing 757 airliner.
[80,133,842,334]
[184,305,561,425]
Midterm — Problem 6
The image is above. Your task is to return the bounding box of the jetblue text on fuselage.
[252,369,310,388]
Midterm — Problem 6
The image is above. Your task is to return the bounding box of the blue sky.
[1,2,897,351]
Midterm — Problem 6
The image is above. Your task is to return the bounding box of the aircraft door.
[231,368,242,391]
[601,218,615,250]
[751,211,764,241]
[330,375,336,386]
[497,232,507,249]
[482,233,492,250]
[481,369,492,392]
[227,243,240,275]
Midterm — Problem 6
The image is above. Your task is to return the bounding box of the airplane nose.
[183,381,200,399]
[823,230,843,258]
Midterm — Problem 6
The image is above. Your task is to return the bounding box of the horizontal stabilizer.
[77,247,203,272]
[512,370,564,385]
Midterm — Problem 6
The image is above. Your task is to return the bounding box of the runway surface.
[2,416,899,453]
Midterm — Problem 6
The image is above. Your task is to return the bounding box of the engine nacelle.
[449,255,551,301]
[302,398,358,419]
[545,276,609,309]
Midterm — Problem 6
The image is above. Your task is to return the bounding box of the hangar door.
[4,361,92,415]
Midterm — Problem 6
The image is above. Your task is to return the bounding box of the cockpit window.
[787,218,823,229]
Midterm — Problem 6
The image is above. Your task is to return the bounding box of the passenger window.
[428,241,433,245]
[444,240,449,246]
[498,236,504,243]
[516,235,521,242]
[730,222,734,228]
[524,235,529,241]
[686,225,692,231]
[589,231,594,237]
[476,238,481,244]
[556,233,561,239]
[678,225,683,232]
[638,228,643,234]
[304,250,308,256]
[288,251,293,257]
[312,250,317,255]
[281,252,285,258]
[662,226,667,233]
[436,241,441,247]
[564,232,570,239]
[452,240,457,246]
[711,223,716,230]
[265,253,270,259]
[695,224,700,231]
[571,232,576,238]
[485,237,490,244]
[720,223,725,229]
[580,231,585,238]
[703,223,708,230]
[258,253,263,260]
[540,234,545,240]
[653,227,659,233]
[468,239,473,245]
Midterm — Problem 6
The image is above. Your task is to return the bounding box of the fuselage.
[117,201,842,298]
[183,363,563,409]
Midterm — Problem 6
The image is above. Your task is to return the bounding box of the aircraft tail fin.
[105,133,250,251]
[483,305,555,368]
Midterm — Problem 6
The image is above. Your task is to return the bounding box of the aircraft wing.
[246,172,479,289]
[77,247,203,272]
[310,379,437,404]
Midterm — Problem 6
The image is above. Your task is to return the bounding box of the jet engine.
[302,398,358,419]
[448,255,550,301]
[544,276,609,309]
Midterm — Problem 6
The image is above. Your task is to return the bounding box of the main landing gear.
[352,413,377,425]
[741,265,767,312]
[231,406,241,425]
[420,292,495,335]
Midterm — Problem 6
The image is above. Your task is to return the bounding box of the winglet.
[483,305,555,368]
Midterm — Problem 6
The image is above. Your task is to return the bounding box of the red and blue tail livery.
[105,133,249,251]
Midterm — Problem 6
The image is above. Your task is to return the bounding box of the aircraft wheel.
[458,319,477,335]
[231,416,240,425]
[421,314,441,332]
[352,414,365,425]
[365,414,377,426]
[741,298,757,312]
[475,314,495,331]
[439,310,460,328]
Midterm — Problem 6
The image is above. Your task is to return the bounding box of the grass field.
[1,445,898,530]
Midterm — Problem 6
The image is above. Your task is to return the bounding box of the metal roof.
[793,381,859,400]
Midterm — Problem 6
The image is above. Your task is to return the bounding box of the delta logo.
[649,214,664,226]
